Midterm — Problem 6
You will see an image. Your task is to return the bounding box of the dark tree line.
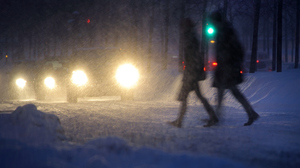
[0,0,75,61]
[0,0,299,72]
[231,0,299,72]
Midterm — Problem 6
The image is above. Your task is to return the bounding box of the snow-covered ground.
[0,66,300,168]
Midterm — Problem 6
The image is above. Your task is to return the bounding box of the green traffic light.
[207,27,214,34]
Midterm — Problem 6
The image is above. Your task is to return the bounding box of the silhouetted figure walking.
[208,11,259,126]
[168,18,218,128]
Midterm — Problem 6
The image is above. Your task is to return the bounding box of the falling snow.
[1,67,300,168]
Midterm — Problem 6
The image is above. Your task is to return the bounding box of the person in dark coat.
[208,10,259,126]
[168,18,218,128]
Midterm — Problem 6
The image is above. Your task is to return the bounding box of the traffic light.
[207,27,214,34]
[206,25,215,36]
[5,55,8,63]
[206,22,216,36]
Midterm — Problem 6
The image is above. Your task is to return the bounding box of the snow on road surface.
[0,68,300,168]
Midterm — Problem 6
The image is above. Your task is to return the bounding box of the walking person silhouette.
[168,18,218,128]
[208,10,259,126]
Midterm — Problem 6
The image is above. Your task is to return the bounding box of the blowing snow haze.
[0,0,300,168]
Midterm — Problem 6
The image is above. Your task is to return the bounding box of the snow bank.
[0,136,248,168]
[0,104,248,168]
[0,104,66,145]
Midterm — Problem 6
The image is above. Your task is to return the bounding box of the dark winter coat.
[212,21,244,89]
[182,27,206,83]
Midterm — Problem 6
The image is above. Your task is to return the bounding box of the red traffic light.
[87,19,90,23]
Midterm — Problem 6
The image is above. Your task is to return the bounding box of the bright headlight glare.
[71,70,88,86]
[115,64,139,88]
[16,78,26,88]
[44,77,55,89]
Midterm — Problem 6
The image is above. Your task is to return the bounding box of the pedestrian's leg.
[194,83,218,127]
[168,80,190,128]
[216,87,225,117]
[230,86,259,126]
[168,99,187,128]
[177,100,187,125]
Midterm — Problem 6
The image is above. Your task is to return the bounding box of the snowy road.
[1,95,300,168]
[1,69,300,168]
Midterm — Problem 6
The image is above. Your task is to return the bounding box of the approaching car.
[34,60,68,100]
[7,59,67,101]
[66,47,141,103]
[8,61,38,100]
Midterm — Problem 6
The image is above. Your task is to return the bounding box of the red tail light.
[212,62,218,66]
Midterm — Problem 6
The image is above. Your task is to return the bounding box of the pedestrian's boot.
[244,111,259,126]
[203,107,219,127]
[168,119,182,128]
[203,116,219,127]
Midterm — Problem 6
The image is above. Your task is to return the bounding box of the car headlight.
[71,70,88,86]
[44,77,55,89]
[16,78,27,88]
[115,64,139,88]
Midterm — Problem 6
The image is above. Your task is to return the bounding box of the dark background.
[0,0,299,72]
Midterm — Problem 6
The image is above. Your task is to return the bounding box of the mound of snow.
[0,103,248,168]
[0,104,66,145]
[86,136,131,154]
[0,136,248,168]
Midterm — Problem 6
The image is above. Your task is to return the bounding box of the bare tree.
[178,0,186,72]
[147,0,155,72]
[223,0,228,18]
[295,0,300,69]
[272,0,277,71]
[250,0,261,73]
[277,0,283,72]
[162,0,170,70]
[200,0,208,70]
[284,12,288,62]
